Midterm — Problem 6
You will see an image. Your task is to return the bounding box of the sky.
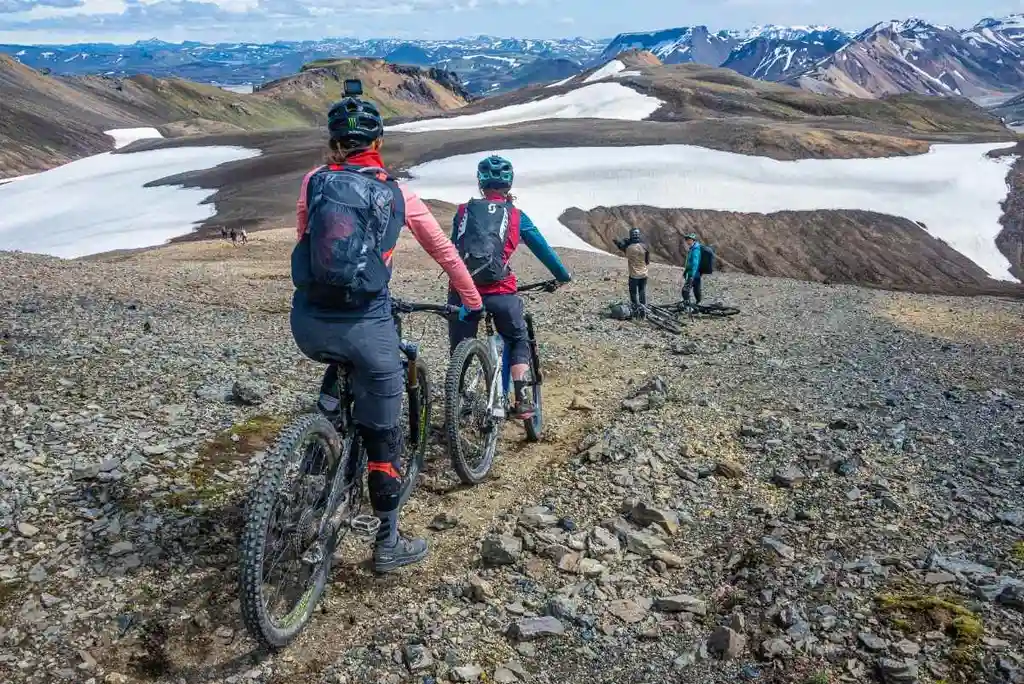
[1,0,1023,45]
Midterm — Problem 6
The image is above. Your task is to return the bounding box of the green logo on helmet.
[348,116,357,129]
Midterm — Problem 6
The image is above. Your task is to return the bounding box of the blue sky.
[0,0,1022,44]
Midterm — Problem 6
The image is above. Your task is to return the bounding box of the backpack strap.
[327,164,393,183]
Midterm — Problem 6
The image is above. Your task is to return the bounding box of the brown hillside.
[0,55,469,177]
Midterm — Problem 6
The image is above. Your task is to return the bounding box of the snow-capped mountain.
[598,24,853,82]
[598,26,739,66]
[791,17,1024,97]
[722,27,850,80]
[0,36,605,96]
[7,14,1024,101]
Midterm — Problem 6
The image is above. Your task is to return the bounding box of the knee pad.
[358,425,404,511]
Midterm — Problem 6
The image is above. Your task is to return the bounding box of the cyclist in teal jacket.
[447,155,571,418]
[682,233,704,305]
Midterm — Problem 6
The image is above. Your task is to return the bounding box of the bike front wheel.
[238,413,346,650]
[522,363,543,443]
[445,339,500,485]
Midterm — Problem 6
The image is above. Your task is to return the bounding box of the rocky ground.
[1,231,1023,684]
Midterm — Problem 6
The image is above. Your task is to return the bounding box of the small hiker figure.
[613,227,650,318]
[220,226,228,240]
[682,233,715,308]
[230,228,238,246]
[239,229,248,245]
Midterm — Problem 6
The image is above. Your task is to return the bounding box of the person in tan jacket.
[613,228,650,317]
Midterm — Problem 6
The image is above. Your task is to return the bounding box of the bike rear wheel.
[445,339,500,485]
[238,413,347,650]
[398,357,431,508]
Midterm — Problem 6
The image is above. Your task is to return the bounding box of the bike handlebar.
[391,280,560,320]
[390,299,459,317]
[517,279,561,293]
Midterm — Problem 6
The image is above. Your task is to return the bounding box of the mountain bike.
[444,279,557,485]
[238,297,455,651]
[635,303,684,334]
[663,300,741,318]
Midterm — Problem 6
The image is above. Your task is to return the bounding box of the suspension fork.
[399,340,422,446]
[525,312,542,386]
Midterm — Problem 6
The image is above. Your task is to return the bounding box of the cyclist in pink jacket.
[291,94,482,573]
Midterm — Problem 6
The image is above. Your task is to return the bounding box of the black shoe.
[509,399,536,420]
[510,381,536,419]
[373,535,428,573]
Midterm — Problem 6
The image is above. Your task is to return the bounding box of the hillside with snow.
[596,14,1024,97]
[790,17,1024,98]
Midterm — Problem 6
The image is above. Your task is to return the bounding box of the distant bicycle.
[238,296,455,650]
[444,279,556,485]
[635,303,684,335]
[663,300,740,318]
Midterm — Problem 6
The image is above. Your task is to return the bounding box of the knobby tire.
[238,413,344,650]
[445,339,499,485]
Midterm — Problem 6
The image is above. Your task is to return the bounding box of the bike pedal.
[491,407,506,419]
[350,515,381,537]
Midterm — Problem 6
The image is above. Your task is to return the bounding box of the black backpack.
[609,302,633,320]
[698,245,715,275]
[303,166,405,306]
[455,198,514,285]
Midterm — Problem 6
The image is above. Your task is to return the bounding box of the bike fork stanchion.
[524,313,542,386]
[501,341,511,396]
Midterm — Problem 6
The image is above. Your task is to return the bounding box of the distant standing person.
[682,232,707,306]
[230,228,238,246]
[220,226,228,240]
[239,229,248,245]
[613,228,650,317]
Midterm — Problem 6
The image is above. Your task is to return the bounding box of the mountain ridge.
[0,55,467,176]
[8,15,1024,98]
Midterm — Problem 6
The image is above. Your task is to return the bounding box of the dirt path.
[64,230,640,682]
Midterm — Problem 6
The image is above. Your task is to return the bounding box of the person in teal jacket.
[682,233,703,305]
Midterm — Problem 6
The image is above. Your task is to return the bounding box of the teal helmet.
[477,155,514,190]
[685,233,698,240]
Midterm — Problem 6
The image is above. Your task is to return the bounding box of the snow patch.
[405,143,1019,281]
[545,75,576,88]
[105,128,164,149]
[389,83,663,132]
[0,145,260,259]
[583,59,626,83]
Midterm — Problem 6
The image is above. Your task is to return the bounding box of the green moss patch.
[876,593,983,645]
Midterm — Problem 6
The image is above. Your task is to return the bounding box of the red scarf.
[331,148,386,170]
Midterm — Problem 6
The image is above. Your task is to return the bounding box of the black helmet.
[327,97,383,146]
[629,228,641,241]
[477,154,514,189]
